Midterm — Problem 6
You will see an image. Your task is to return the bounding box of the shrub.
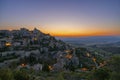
[0,68,14,80]
[14,69,29,80]
[93,68,110,80]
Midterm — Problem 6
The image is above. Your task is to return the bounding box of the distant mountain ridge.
[57,36,120,46]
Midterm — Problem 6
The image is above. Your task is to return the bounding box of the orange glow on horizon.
[0,26,120,37]
[49,31,120,37]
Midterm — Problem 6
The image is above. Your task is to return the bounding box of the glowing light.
[33,37,37,40]
[65,50,71,53]
[99,63,104,67]
[21,63,26,67]
[65,53,72,59]
[86,53,90,57]
[92,58,96,62]
[81,68,88,71]
[48,65,53,70]
[5,42,11,46]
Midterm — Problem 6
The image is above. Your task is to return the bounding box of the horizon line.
[0,27,120,37]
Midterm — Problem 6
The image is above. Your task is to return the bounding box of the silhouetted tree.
[42,63,50,72]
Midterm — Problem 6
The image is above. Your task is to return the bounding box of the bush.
[42,63,50,72]
[108,56,120,80]
[14,69,29,80]
[111,72,120,80]
[93,68,110,80]
[0,68,14,80]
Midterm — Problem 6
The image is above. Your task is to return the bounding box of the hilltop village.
[0,28,106,71]
[0,28,112,80]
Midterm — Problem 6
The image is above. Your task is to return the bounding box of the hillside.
[0,28,119,80]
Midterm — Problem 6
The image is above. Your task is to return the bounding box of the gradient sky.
[0,0,120,37]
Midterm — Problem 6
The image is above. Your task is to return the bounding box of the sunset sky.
[0,0,120,37]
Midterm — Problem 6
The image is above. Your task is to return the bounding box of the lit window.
[65,50,70,53]
[92,58,96,62]
[21,63,26,67]
[5,42,11,46]
[81,68,88,71]
[33,38,37,40]
[48,65,53,70]
[65,53,72,59]
[86,53,90,57]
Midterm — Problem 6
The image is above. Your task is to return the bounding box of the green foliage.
[42,63,50,72]
[107,56,120,80]
[108,56,120,73]
[110,72,120,80]
[56,72,64,80]
[9,61,18,69]
[0,68,14,80]
[13,69,29,80]
[93,68,110,80]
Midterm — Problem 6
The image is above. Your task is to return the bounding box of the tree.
[69,61,75,71]
[64,60,75,71]
[108,56,120,73]
[93,68,110,80]
[14,69,29,80]
[107,56,120,80]
[42,63,50,72]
